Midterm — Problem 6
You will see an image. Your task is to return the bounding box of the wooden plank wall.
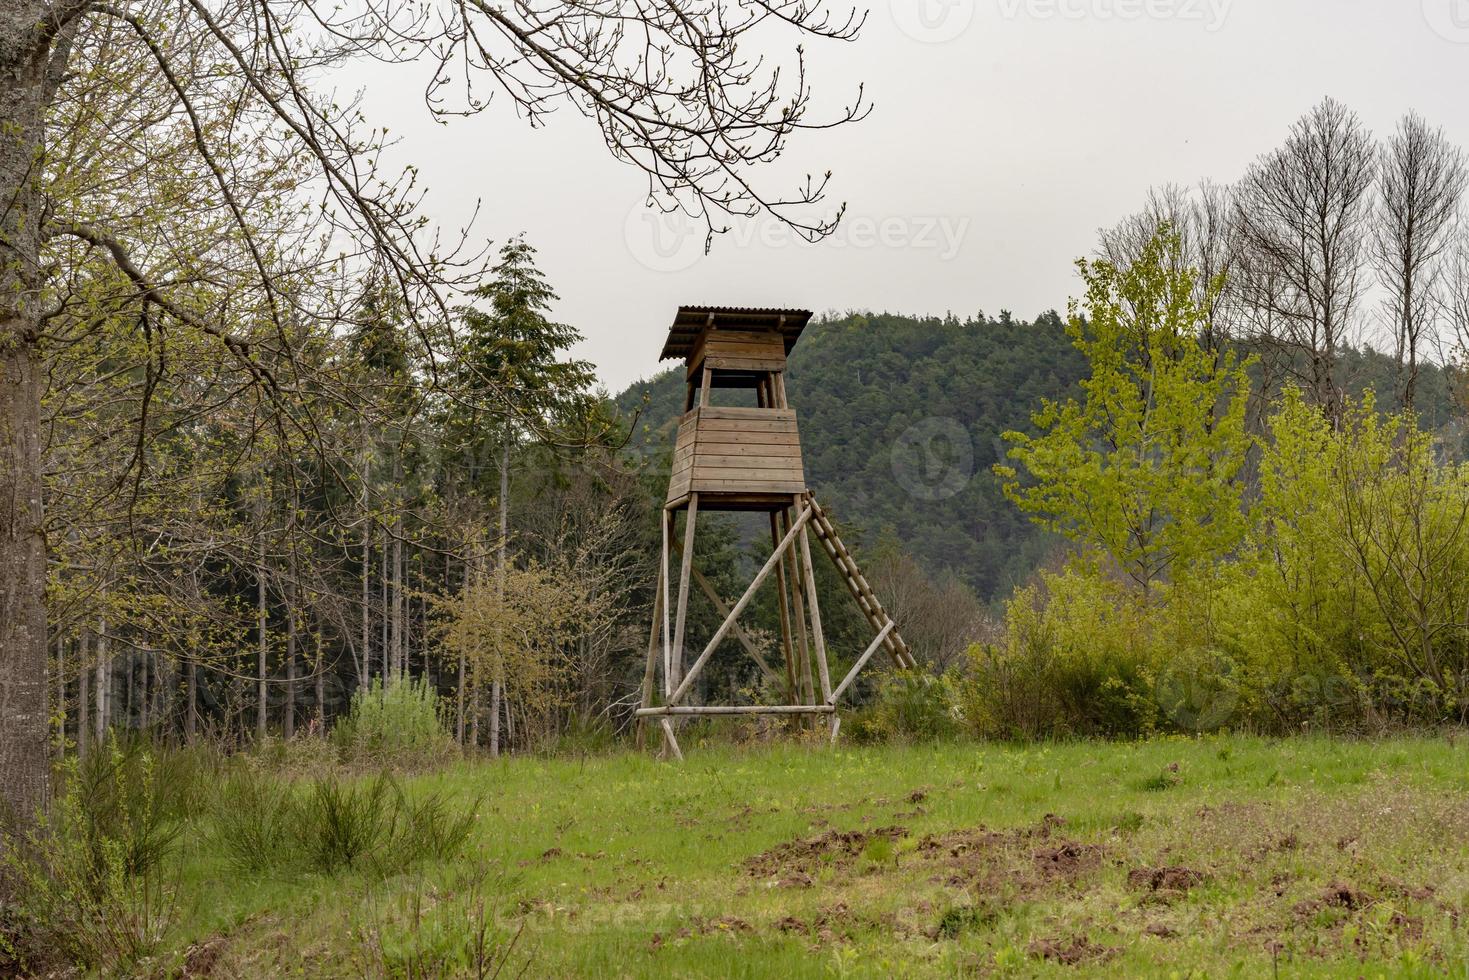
[686,331,787,378]
[666,406,806,503]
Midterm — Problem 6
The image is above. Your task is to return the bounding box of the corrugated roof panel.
[659,306,813,361]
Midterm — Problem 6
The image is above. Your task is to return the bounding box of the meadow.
[102,734,1469,978]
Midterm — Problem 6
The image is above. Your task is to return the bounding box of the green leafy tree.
[446,238,596,754]
[998,229,1253,589]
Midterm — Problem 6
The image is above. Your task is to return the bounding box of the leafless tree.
[1375,112,1467,412]
[1098,181,1240,353]
[1,0,869,821]
[1234,98,1377,423]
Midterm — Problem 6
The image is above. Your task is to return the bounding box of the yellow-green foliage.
[981,227,1469,737]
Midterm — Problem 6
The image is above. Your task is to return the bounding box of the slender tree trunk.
[256,534,268,740]
[94,615,109,743]
[284,496,298,739]
[77,631,90,759]
[284,595,296,739]
[490,437,510,758]
[391,527,403,682]
[380,530,389,682]
[186,656,197,743]
[0,18,55,817]
[361,521,371,688]
[456,558,469,745]
[314,634,326,730]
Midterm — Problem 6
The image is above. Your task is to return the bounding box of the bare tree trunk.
[457,558,469,745]
[391,524,403,683]
[52,638,65,761]
[77,634,90,760]
[94,615,109,743]
[0,14,57,818]
[314,634,326,729]
[490,437,510,758]
[256,534,268,740]
[284,594,296,739]
[284,499,298,739]
[360,521,371,688]
[380,529,389,682]
[186,656,197,743]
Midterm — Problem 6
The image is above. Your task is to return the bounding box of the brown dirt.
[1127,865,1208,894]
[182,936,228,978]
[742,825,907,879]
[1032,841,1103,881]
[1027,934,1115,965]
[1296,881,1374,916]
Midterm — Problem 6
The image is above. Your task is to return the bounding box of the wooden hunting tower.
[637,307,915,758]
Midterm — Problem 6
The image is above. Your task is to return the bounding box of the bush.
[213,768,298,874]
[3,739,185,973]
[333,676,455,767]
[212,770,477,879]
[864,671,961,742]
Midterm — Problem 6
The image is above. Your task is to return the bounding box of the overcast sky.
[339,1,1469,393]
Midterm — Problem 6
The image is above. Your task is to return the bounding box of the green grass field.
[171,735,1469,977]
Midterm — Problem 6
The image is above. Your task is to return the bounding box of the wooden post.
[660,509,673,698]
[783,505,815,706]
[798,514,832,704]
[828,622,896,705]
[637,560,665,751]
[671,494,699,693]
[769,512,798,705]
[670,504,811,705]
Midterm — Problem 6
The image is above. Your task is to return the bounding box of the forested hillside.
[618,311,1463,602]
[618,311,1086,601]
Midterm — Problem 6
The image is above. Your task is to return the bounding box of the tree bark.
[489,436,510,758]
[77,633,90,760]
[94,616,109,743]
[0,7,57,820]
[256,533,268,740]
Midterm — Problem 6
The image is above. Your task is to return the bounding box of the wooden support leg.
[671,495,699,694]
[673,528,784,687]
[670,504,811,705]
[782,505,815,709]
[829,714,842,748]
[660,509,673,698]
[636,561,665,752]
[659,717,683,762]
[798,518,833,704]
[769,511,798,705]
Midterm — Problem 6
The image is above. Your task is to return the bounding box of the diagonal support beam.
[671,530,784,688]
[827,621,896,705]
[670,504,812,705]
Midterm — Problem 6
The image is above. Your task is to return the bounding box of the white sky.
[336,0,1469,393]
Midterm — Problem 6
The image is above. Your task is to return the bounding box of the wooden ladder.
[807,496,917,670]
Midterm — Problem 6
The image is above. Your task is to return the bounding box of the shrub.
[3,739,184,973]
[212,770,477,879]
[213,768,298,874]
[865,671,961,742]
[333,676,455,767]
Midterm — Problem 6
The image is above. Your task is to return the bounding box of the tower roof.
[659,306,812,362]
